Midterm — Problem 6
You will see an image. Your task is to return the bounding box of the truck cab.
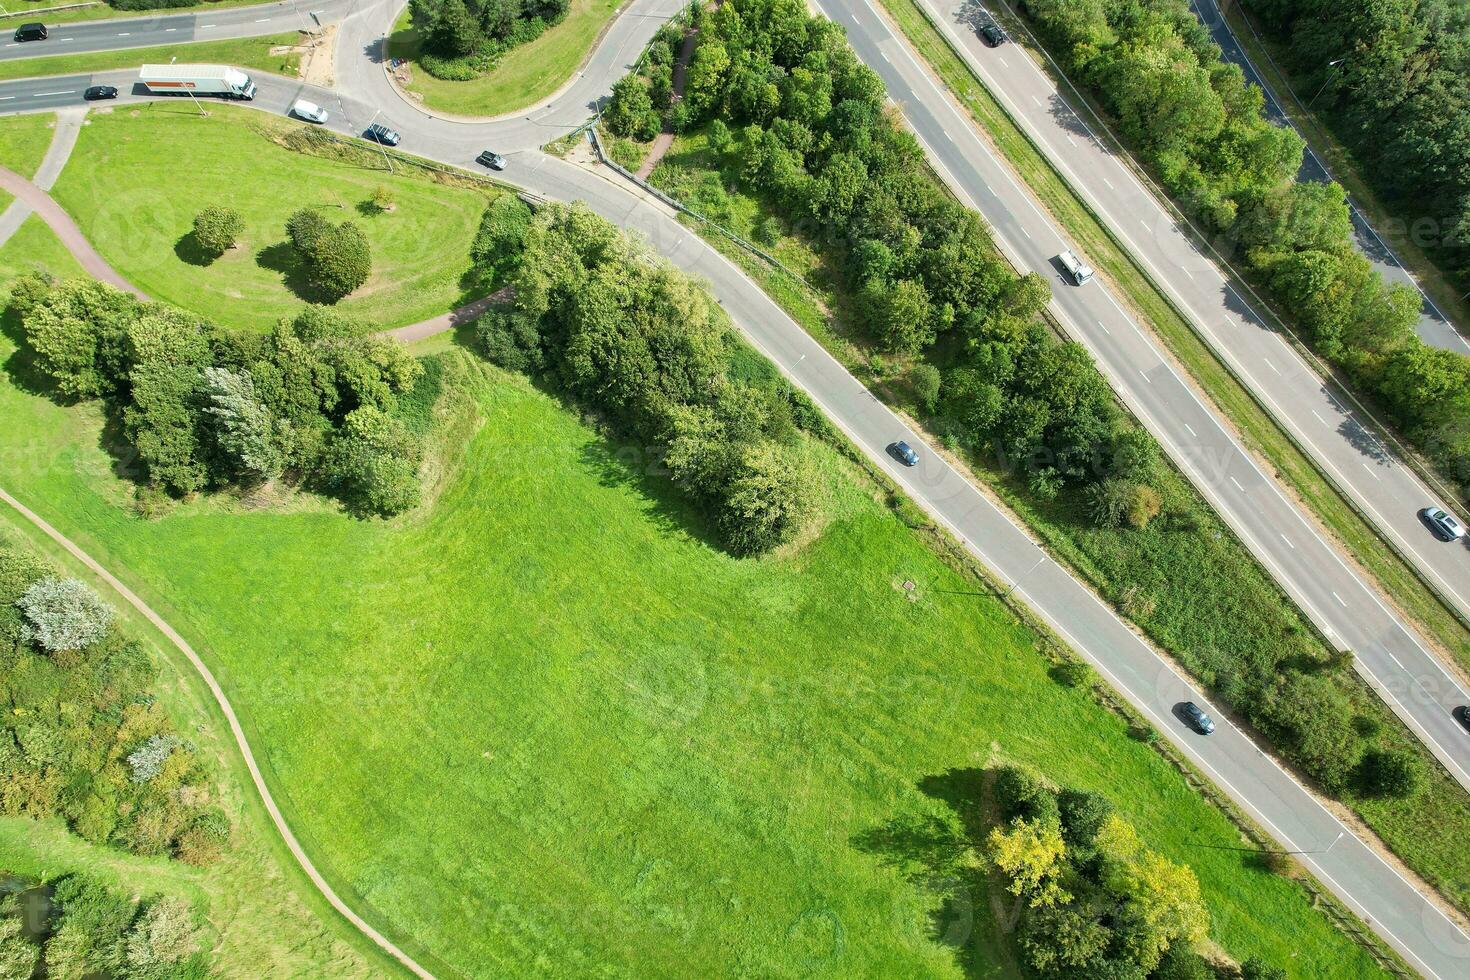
[1058,249,1094,285]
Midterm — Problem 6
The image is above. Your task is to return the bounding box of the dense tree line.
[1024,0,1470,495]
[0,871,212,978]
[987,765,1285,980]
[474,197,818,555]
[1248,0,1470,291]
[0,540,229,864]
[604,0,1436,800]
[11,276,426,516]
[409,0,571,80]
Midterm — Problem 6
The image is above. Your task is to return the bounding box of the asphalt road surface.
[0,0,1468,972]
[924,0,1470,658]
[0,0,351,63]
[1189,0,1470,357]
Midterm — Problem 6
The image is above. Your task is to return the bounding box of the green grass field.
[0,111,57,211]
[387,0,620,117]
[0,302,1386,977]
[47,104,490,332]
[0,214,86,284]
[0,32,306,84]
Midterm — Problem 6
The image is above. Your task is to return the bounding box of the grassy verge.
[1222,3,1470,332]
[0,0,279,27]
[44,104,491,332]
[0,31,307,83]
[0,110,56,210]
[386,0,620,118]
[0,299,1383,973]
[638,120,1470,922]
[0,213,86,283]
[874,0,1470,677]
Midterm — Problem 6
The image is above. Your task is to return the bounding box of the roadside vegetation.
[1244,0,1470,305]
[48,105,490,331]
[388,0,619,116]
[603,0,1470,916]
[1021,0,1470,505]
[0,0,278,27]
[0,32,307,84]
[0,215,1384,976]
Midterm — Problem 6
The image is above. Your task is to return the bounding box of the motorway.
[0,0,346,61]
[1190,0,1470,358]
[916,0,1470,668]
[0,0,1469,974]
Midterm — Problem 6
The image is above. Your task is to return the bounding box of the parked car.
[1058,249,1094,285]
[1181,702,1215,735]
[888,441,919,467]
[1421,506,1465,542]
[476,149,507,170]
[83,85,118,101]
[978,22,1006,46]
[290,100,328,124]
[363,122,401,146]
[14,23,47,42]
[1455,705,1470,734]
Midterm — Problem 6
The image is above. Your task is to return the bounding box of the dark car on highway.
[476,149,506,170]
[84,85,119,101]
[978,22,1005,46]
[14,23,47,42]
[888,441,919,467]
[1456,705,1470,734]
[1181,702,1215,735]
[363,123,401,146]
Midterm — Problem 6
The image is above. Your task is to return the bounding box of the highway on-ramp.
[1,0,1469,973]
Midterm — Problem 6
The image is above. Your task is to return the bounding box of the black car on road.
[84,85,119,101]
[14,23,47,42]
[1455,705,1470,734]
[476,150,506,170]
[1180,702,1215,735]
[888,441,919,467]
[363,123,401,146]
[978,22,1005,46]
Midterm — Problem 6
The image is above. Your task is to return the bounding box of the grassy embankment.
[0,0,284,28]
[46,104,491,332]
[0,116,1383,973]
[385,0,620,117]
[634,107,1470,921]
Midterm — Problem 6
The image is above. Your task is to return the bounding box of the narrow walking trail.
[633,21,700,179]
[0,486,436,979]
[0,109,85,250]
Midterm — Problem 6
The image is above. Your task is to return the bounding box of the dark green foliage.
[1057,787,1113,848]
[605,75,662,142]
[1357,747,1424,799]
[191,206,243,258]
[12,279,426,513]
[326,407,425,516]
[1239,958,1288,980]
[1025,0,1470,496]
[472,201,815,554]
[0,537,225,863]
[3,871,212,978]
[408,0,567,78]
[470,194,534,289]
[285,209,372,302]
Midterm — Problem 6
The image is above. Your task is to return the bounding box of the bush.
[127,734,181,783]
[370,185,396,212]
[470,194,534,286]
[286,210,372,301]
[1357,747,1424,799]
[191,206,242,257]
[993,765,1058,825]
[15,576,114,652]
[326,407,423,516]
[605,75,661,141]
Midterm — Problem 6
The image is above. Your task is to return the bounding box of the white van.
[1058,249,1094,285]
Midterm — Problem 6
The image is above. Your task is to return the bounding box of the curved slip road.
[903,0,1470,669]
[3,0,1470,973]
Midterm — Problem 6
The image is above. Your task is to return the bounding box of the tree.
[909,363,942,413]
[309,221,372,301]
[286,208,331,254]
[860,278,934,354]
[1239,958,1288,980]
[717,441,812,555]
[15,577,114,652]
[0,896,39,980]
[1017,901,1111,974]
[369,185,396,212]
[988,817,1070,908]
[326,406,422,516]
[201,366,285,480]
[191,205,242,257]
[427,0,482,56]
[1057,787,1113,849]
[1357,747,1423,798]
[604,75,660,142]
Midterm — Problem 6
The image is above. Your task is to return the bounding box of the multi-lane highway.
[1189,0,1470,357]
[913,0,1470,657]
[1,0,1469,973]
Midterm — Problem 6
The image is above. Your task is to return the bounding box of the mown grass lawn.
[0,315,1383,977]
[0,111,58,211]
[47,105,490,332]
[0,32,306,84]
[0,0,276,28]
[387,0,620,117]
[0,214,86,285]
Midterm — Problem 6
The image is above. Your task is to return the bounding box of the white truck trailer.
[137,64,256,101]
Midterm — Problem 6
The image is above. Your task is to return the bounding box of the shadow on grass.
[0,306,56,400]
[256,240,335,305]
[173,231,219,268]
[575,428,724,553]
[851,766,998,979]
